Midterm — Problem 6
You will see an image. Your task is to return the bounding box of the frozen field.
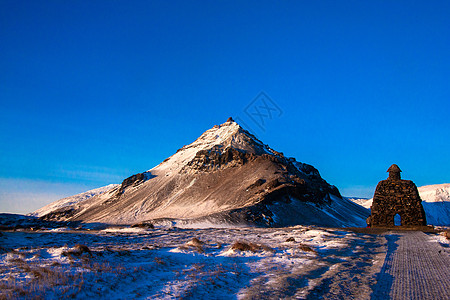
[1,226,448,299]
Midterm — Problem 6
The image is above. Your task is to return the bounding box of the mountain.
[29,184,119,218]
[418,184,450,225]
[348,183,450,225]
[345,197,371,209]
[34,118,369,227]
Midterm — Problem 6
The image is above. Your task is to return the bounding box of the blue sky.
[1,1,449,213]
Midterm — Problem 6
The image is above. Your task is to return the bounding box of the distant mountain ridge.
[32,118,369,227]
[30,184,119,218]
[348,183,450,225]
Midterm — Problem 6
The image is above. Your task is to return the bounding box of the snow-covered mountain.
[33,118,369,227]
[348,183,450,225]
[418,184,450,203]
[30,184,119,218]
[419,184,450,226]
[345,197,371,209]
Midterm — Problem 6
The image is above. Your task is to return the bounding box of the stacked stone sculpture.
[369,164,427,227]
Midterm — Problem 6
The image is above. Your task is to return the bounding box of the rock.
[117,173,148,195]
[266,179,281,189]
[246,179,266,190]
[40,209,76,221]
[131,222,154,229]
[183,146,256,172]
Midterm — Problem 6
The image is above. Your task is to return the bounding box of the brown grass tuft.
[230,241,274,253]
[183,237,204,253]
[442,230,450,240]
[186,238,203,246]
[62,244,93,258]
[154,257,165,265]
[231,241,254,251]
[299,244,315,253]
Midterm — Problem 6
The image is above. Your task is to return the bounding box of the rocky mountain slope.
[30,184,119,218]
[348,183,450,225]
[33,118,369,227]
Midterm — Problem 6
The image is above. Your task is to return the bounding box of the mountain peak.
[151,119,271,173]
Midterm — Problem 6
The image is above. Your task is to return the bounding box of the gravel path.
[372,231,450,300]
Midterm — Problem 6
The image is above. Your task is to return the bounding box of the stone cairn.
[368,164,427,227]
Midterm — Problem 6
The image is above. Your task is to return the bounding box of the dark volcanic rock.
[246,179,266,191]
[265,179,281,189]
[131,222,154,229]
[117,172,154,196]
[182,146,339,211]
[183,146,257,172]
[40,208,76,221]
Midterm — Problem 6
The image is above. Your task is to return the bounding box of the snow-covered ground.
[431,228,450,247]
[1,226,388,299]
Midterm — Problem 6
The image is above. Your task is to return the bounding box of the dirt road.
[372,231,450,300]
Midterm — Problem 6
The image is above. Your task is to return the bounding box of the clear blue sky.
[1,1,449,213]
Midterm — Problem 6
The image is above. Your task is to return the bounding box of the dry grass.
[298,244,315,253]
[0,246,131,299]
[180,237,205,253]
[62,244,93,258]
[231,241,254,251]
[187,238,203,247]
[154,257,165,265]
[230,241,274,253]
[0,261,85,299]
